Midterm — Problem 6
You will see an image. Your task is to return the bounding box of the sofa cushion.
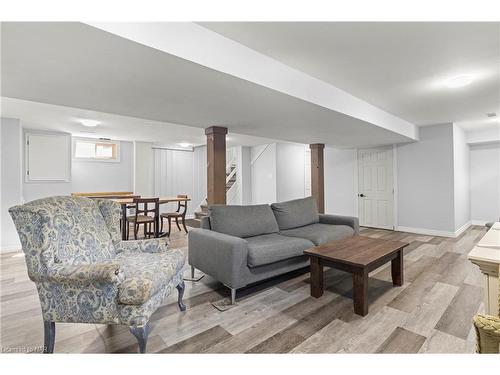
[271,197,319,230]
[208,204,279,238]
[280,223,354,246]
[246,233,314,268]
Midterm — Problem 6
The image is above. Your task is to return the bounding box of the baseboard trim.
[396,222,471,238]
[454,221,472,238]
[471,220,488,226]
[1,244,21,253]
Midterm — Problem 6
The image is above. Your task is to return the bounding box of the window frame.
[72,137,121,163]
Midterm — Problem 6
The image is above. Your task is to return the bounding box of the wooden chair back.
[176,194,188,215]
[132,197,159,220]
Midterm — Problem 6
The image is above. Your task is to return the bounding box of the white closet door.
[357,146,394,230]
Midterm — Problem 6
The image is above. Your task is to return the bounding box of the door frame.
[356,144,398,230]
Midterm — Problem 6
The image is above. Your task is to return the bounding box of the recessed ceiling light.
[178,143,191,148]
[445,75,473,88]
[80,119,100,127]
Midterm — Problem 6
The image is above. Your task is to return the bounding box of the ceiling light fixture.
[445,74,473,88]
[178,143,191,148]
[80,119,100,127]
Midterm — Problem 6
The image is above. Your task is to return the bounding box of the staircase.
[189,159,238,228]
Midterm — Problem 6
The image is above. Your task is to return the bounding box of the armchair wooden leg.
[43,321,55,353]
[130,322,150,354]
[176,280,187,311]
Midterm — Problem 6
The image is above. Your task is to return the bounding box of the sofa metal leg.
[230,288,236,305]
[43,321,55,353]
[191,265,195,279]
[176,280,187,311]
[130,322,150,354]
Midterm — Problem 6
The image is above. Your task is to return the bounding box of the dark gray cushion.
[271,197,319,230]
[208,204,279,238]
[246,233,314,268]
[280,223,354,246]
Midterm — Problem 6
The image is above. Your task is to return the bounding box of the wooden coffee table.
[304,235,408,316]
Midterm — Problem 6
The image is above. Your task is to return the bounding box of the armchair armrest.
[114,239,169,254]
[47,262,123,284]
[188,228,248,289]
[473,314,500,353]
[319,214,359,234]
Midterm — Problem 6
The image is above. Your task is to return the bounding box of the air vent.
[487,113,497,118]
[99,137,111,141]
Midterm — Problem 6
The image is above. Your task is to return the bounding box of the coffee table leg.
[391,249,404,286]
[310,257,324,298]
[353,269,368,316]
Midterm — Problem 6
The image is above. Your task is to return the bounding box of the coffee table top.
[304,235,408,267]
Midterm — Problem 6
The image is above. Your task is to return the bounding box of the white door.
[358,146,394,230]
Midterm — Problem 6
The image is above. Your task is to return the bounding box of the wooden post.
[310,143,325,213]
[206,126,228,205]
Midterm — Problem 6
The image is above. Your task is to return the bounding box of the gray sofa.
[188,197,359,304]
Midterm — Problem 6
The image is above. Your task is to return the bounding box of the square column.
[206,126,228,205]
[310,143,325,213]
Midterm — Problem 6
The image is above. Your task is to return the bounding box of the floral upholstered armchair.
[9,196,186,353]
[473,272,500,353]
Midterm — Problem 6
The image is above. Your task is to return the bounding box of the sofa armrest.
[47,262,124,284]
[319,214,360,234]
[188,228,248,289]
[115,239,169,254]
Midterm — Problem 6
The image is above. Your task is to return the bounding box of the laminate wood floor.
[0,226,486,353]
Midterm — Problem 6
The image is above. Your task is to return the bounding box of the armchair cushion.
[116,249,185,305]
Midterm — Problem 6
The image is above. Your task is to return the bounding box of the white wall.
[1,118,23,251]
[470,143,500,224]
[453,124,471,230]
[154,148,198,217]
[239,146,252,205]
[21,130,135,202]
[134,141,154,196]
[324,147,358,216]
[276,143,307,202]
[72,141,133,193]
[251,144,277,204]
[397,123,456,234]
[192,145,207,209]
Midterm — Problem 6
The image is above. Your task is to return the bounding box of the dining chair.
[160,194,189,236]
[126,197,159,240]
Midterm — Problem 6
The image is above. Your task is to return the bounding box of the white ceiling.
[200,22,500,131]
[1,22,415,148]
[0,97,279,148]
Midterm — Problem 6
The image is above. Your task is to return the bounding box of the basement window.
[73,138,120,162]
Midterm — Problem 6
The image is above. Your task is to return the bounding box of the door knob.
[358,193,365,197]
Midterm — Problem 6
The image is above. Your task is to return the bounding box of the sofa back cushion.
[271,197,319,230]
[208,204,279,238]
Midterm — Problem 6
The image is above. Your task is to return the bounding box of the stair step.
[195,211,207,219]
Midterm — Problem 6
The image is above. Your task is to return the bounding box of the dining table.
[113,196,191,240]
